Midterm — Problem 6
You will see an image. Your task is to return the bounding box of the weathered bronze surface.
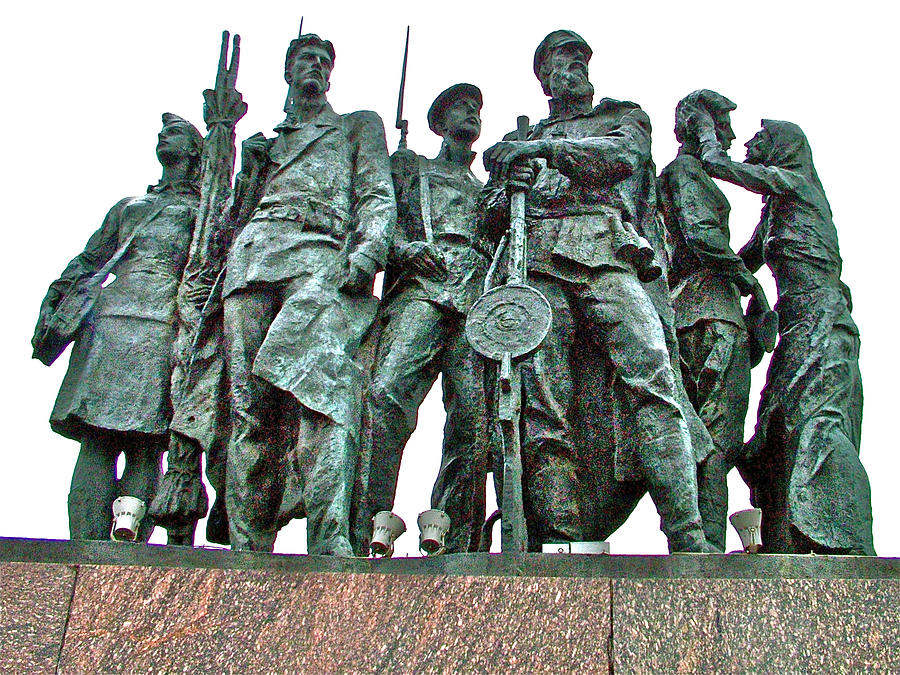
[479,30,713,552]
[658,90,775,550]
[361,83,495,554]
[33,111,203,542]
[699,116,875,555]
[150,32,247,548]
[220,32,394,555]
[30,23,875,560]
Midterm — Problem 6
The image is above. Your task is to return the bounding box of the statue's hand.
[341,252,377,295]
[398,241,447,280]
[700,140,727,164]
[483,140,546,177]
[390,147,417,171]
[240,133,269,168]
[180,281,213,309]
[203,88,248,129]
[745,289,779,364]
[506,160,540,193]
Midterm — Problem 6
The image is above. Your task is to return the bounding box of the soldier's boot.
[68,438,118,540]
[697,451,728,551]
[525,460,583,547]
[166,521,197,547]
[643,436,717,554]
[205,495,230,546]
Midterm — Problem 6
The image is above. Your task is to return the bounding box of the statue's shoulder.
[115,195,142,209]
[390,147,422,175]
[660,153,702,178]
[594,98,651,129]
[343,109,387,131]
[96,194,154,230]
[594,97,642,113]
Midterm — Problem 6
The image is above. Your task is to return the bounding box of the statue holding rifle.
[362,81,495,554]
[480,30,714,552]
[222,31,394,554]
[150,32,248,546]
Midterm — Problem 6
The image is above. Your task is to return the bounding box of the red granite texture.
[613,578,900,673]
[0,562,77,673]
[58,566,612,673]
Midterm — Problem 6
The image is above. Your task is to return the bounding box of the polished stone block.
[0,562,76,674]
[613,578,900,673]
[57,566,611,673]
[2,539,898,674]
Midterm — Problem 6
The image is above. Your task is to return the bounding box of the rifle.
[395,26,410,150]
[184,30,246,381]
[466,115,552,552]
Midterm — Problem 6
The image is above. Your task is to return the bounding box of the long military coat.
[224,103,395,425]
[481,99,714,483]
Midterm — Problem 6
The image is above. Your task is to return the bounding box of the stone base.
[1,538,898,673]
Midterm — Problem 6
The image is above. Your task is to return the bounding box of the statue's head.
[534,30,593,101]
[675,89,736,151]
[427,83,483,145]
[155,113,202,168]
[744,127,773,165]
[747,120,812,170]
[284,34,335,97]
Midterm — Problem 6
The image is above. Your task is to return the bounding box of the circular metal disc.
[465,284,553,360]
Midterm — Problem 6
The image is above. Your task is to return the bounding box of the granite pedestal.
[1,538,897,673]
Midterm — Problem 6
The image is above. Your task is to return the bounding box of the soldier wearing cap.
[658,90,774,550]
[361,83,494,552]
[222,33,395,554]
[33,113,204,541]
[482,30,715,552]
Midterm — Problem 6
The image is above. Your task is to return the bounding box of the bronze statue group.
[32,28,875,557]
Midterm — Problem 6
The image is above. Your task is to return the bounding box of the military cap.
[284,33,336,83]
[427,83,483,135]
[533,29,592,79]
[161,113,202,154]
[689,89,736,113]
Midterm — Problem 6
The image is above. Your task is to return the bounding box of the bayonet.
[395,26,410,150]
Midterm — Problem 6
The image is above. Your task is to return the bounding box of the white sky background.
[1,1,897,557]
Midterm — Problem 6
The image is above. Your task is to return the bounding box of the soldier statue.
[658,90,774,550]
[33,113,204,542]
[363,83,494,553]
[221,33,395,554]
[480,30,714,552]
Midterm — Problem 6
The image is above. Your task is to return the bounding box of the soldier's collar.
[275,101,341,131]
[547,96,594,121]
[436,141,476,167]
[148,178,200,196]
[676,146,701,159]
